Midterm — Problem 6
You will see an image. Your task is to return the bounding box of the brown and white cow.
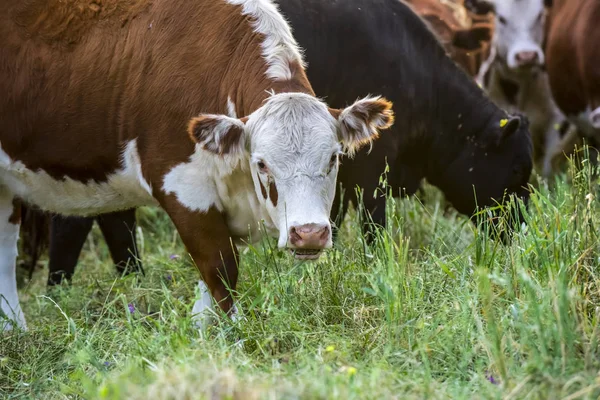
[0,0,394,330]
[404,0,495,77]
[475,0,565,177]
[545,0,600,157]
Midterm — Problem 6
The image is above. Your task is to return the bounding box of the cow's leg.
[96,209,142,276]
[47,215,94,286]
[0,191,26,330]
[160,198,238,329]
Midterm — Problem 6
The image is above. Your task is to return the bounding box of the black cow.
[22,0,533,285]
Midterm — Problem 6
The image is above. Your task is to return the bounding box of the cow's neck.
[410,58,503,185]
[225,62,314,118]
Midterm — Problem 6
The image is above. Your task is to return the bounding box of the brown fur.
[258,173,268,200]
[14,0,151,47]
[545,0,600,116]
[1,0,313,184]
[333,98,394,152]
[188,116,245,156]
[268,180,278,207]
[404,0,494,77]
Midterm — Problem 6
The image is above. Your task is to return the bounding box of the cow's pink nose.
[289,223,330,248]
[515,51,539,66]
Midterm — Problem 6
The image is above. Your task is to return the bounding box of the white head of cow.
[188,92,394,259]
[489,0,548,70]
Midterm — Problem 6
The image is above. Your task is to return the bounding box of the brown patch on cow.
[219,125,244,155]
[545,0,600,117]
[8,198,21,225]
[188,116,245,156]
[1,0,316,189]
[157,193,239,314]
[330,98,394,155]
[404,0,495,77]
[453,24,492,50]
[258,173,268,200]
[14,0,151,47]
[362,98,395,129]
[269,180,278,207]
[336,98,395,131]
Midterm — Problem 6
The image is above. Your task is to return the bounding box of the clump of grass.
[2,153,600,399]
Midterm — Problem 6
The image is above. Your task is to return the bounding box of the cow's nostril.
[289,226,302,244]
[318,226,329,240]
[516,51,538,65]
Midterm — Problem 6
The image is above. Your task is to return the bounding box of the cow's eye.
[330,154,338,166]
[328,153,339,173]
[257,160,268,173]
[498,15,507,25]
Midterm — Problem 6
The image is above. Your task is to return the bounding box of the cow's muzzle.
[288,223,330,260]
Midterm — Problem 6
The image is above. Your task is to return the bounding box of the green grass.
[2,156,600,399]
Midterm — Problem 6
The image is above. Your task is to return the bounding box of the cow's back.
[0,0,252,183]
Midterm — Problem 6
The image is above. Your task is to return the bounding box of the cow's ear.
[499,116,522,142]
[188,114,247,157]
[330,96,394,156]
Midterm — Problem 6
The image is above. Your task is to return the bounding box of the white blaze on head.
[490,0,547,70]
[187,92,394,259]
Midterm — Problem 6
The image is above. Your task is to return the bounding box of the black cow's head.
[431,114,532,233]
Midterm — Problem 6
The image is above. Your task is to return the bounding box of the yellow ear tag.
[499,119,508,127]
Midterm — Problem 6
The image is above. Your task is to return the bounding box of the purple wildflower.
[170,254,180,260]
[485,371,498,385]
[165,274,173,281]
[103,361,111,367]
[128,303,135,314]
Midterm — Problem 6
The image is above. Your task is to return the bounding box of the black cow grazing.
[280,0,532,227]
[21,0,533,285]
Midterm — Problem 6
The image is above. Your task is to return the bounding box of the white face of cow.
[188,93,394,260]
[491,0,547,70]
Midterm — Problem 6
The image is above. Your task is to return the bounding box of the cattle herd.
[0,0,597,331]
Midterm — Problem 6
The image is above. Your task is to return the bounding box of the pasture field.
[2,155,600,399]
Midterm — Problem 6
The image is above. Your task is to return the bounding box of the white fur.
[591,107,600,129]
[245,93,341,247]
[192,280,215,330]
[227,96,237,118]
[569,107,600,140]
[163,93,348,247]
[0,190,26,331]
[488,0,546,69]
[0,139,156,216]
[226,0,305,81]
[192,281,241,331]
[162,145,276,241]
